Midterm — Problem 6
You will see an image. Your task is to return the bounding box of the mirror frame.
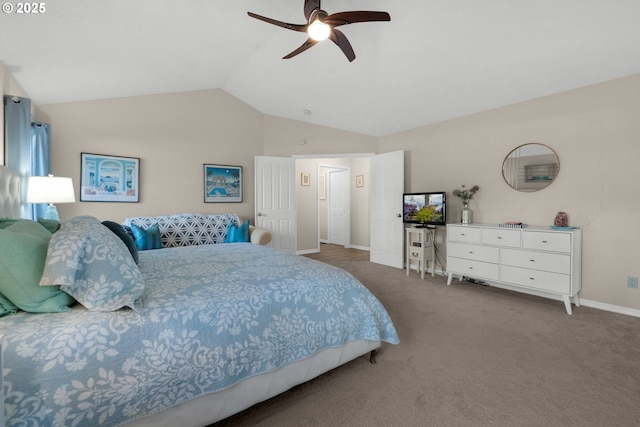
[502,143,560,192]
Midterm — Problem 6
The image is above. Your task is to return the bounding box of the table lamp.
[26,175,76,220]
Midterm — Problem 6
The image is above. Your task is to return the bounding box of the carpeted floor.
[213,259,640,427]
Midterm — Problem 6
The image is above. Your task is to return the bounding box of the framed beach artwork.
[80,153,140,202]
[204,164,243,203]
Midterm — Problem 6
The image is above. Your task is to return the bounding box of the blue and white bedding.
[1,241,399,426]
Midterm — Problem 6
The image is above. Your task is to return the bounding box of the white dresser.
[446,224,582,314]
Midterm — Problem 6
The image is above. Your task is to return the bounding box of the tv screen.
[403,192,446,226]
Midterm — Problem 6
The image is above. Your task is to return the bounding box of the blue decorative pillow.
[131,224,162,250]
[40,216,145,312]
[225,220,250,243]
[102,220,139,263]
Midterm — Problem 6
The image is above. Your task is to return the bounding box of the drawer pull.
[468,251,474,254]
[542,240,548,243]
[529,259,535,262]
[529,277,535,280]
[468,267,473,270]
[497,236,503,239]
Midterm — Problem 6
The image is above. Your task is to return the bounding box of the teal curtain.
[31,122,51,219]
[3,95,31,218]
[3,96,51,220]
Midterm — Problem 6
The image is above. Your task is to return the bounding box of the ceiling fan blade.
[304,0,320,22]
[247,12,307,32]
[325,11,391,27]
[283,38,319,59]
[329,28,356,62]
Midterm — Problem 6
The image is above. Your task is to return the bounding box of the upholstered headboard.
[0,165,21,219]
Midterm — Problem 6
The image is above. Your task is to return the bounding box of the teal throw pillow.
[0,220,75,313]
[226,220,250,243]
[131,224,163,250]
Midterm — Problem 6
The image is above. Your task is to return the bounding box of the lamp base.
[43,204,60,221]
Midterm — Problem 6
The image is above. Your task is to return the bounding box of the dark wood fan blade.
[283,38,319,59]
[325,11,391,27]
[247,12,307,32]
[304,0,320,22]
[329,28,356,62]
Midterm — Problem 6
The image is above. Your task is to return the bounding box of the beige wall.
[35,90,263,223]
[380,73,640,311]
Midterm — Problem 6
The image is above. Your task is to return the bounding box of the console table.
[406,226,436,279]
[446,224,582,314]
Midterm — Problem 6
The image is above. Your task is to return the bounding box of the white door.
[370,150,404,268]
[255,156,296,253]
[329,169,349,246]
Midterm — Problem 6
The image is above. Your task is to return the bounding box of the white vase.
[461,203,473,224]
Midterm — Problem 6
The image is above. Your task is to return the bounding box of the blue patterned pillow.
[40,216,145,311]
[131,224,162,250]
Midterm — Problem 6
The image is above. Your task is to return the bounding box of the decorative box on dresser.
[446,224,582,314]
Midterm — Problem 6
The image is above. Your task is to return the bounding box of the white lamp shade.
[27,176,76,204]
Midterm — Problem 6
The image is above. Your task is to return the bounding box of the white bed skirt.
[123,339,380,427]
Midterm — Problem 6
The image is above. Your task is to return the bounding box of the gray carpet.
[213,260,640,427]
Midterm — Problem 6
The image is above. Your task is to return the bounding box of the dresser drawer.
[447,225,482,243]
[448,257,499,281]
[501,265,570,294]
[523,231,571,253]
[501,248,571,274]
[482,228,521,247]
[448,242,499,263]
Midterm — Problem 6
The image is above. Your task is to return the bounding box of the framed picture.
[301,172,310,186]
[80,153,140,202]
[356,175,364,188]
[204,164,243,202]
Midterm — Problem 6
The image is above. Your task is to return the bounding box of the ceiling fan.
[247,0,391,62]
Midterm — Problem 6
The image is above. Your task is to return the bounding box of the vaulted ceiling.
[2,0,639,136]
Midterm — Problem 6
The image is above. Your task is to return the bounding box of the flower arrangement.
[452,185,479,205]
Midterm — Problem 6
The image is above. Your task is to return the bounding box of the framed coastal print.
[301,172,310,186]
[356,175,364,188]
[204,164,243,202]
[80,153,140,202]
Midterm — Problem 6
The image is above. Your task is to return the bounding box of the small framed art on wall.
[204,164,243,202]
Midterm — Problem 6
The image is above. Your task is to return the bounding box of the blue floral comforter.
[1,243,399,426]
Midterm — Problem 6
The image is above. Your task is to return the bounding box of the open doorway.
[294,155,370,256]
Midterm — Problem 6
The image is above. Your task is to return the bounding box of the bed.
[0,165,399,427]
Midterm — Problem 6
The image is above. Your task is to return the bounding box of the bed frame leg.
[369,349,378,364]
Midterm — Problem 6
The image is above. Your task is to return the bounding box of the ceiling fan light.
[308,20,330,41]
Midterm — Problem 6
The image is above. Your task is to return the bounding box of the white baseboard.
[349,244,370,251]
[580,299,640,318]
[296,248,319,255]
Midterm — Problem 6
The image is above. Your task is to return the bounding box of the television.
[403,192,447,226]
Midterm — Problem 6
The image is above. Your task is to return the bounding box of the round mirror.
[502,143,559,192]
